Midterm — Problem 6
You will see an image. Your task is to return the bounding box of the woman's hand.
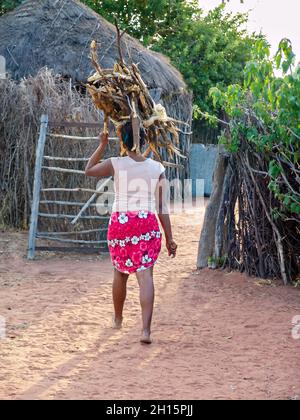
[166,238,177,258]
[85,132,112,178]
[99,131,109,146]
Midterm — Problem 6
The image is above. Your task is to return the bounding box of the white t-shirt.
[110,156,165,213]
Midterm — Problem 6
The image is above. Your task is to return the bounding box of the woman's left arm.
[85,132,114,178]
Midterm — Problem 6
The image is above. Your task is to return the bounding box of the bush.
[200,39,300,283]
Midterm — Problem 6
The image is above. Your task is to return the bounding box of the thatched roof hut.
[0,0,192,242]
[0,0,192,118]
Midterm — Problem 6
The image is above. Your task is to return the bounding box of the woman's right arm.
[85,132,114,178]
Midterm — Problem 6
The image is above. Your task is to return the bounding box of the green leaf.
[268,161,282,178]
[291,203,300,214]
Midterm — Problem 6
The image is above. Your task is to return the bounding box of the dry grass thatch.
[0,68,117,232]
[0,0,189,96]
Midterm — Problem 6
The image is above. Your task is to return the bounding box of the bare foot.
[112,316,123,329]
[140,330,152,344]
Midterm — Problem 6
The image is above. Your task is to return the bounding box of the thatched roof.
[0,0,188,98]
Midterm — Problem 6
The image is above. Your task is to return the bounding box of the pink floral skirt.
[107,210,162,274]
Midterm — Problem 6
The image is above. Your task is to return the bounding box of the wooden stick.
[42,166,85,175]
[40,200,101,207]
[244,153,288,285]
[115,19,126,65]
[90,40,104,77]
[35,246,109,254]
[27,114,48,260]
[143,145,152,158]
[71,176,113,225]
[103,114,109,134]
[44,156,92,162]
[162,161,184,169]
[36,235,107,244]
[47,133,119,141]
[38,213,109,220]
[37,228,108,236]
[41,188,115,195]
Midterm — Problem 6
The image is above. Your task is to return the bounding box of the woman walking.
[85,122,177,344]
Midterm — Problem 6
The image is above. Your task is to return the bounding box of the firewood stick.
[103,115,109,134]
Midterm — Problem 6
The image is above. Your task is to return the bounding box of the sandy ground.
[0,202,299,400]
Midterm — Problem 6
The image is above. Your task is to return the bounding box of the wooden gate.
[27,114,116,259]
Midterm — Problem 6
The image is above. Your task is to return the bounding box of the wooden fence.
[27,115,115,259]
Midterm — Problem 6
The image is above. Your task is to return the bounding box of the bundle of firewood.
[86,36,187,161]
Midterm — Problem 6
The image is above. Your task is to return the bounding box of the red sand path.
[0,204,299,400]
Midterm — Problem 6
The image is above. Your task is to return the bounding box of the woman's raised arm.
[85,132,114,178]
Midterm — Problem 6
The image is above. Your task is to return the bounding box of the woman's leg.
[136,265,154,343]
[112,268,129,328]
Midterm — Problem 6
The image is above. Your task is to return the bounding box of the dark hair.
[120,121,146,151]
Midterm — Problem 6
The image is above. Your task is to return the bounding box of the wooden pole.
[47,133,119,141]
[41,166,85,175]
[38,213,109,220]
[40,200,100,206]
[35,235,107,244]
[37,228,108,236]
[41,188,114,194]
[44,156,92,162]
[35,246,109,254]
[197,148,227,268]
[27,114,49,259]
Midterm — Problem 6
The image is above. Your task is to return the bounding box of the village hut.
[0,0,192,253]
[0,0,192,149]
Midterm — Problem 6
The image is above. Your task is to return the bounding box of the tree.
[0,0,22,16]
[83,0,200,47]
[153,4,261,114]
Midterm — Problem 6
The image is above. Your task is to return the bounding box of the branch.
[196,110,230,126]
[275,156,300,197]
[287,127,300,140]
[244,152,288,285]
[115,19,126,66]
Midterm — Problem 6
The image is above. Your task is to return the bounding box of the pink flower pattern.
[107,210,162,274]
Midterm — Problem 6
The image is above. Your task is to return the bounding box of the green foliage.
[83,0,199,46]
[152,4,260,114]
[206,38,300,217]
[83,2,258,114]
[0,0,22,16]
